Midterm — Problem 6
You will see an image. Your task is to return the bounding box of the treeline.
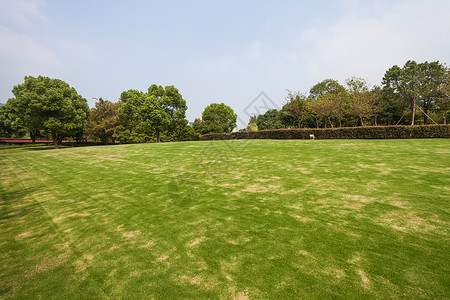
[1,60,449,148]
[244,61,450,132]
[86,86,198,144]
[0,78,198,148]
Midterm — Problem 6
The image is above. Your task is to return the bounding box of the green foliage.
[437,68,450,124]
[0,105,13,137]
[117,85,188,142]
[375,87,409,125]
[280,92,313,128]
[195,103,237,134]
[256,109,283,130]
[85,98,121,143]
[7,76,89,148]
[246,122,258,131]
[382,60,447,125]
[113,125,155,144]
[162,122,200,142]
[201,125,450,140]
[346,77,380,126]
[309,92,344,128]
[248,115,258,125]
[309,78,345,100]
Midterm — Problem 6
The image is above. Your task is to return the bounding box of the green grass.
[1,139,449,299]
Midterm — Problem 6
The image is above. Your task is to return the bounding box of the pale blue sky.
[1,0,449,127]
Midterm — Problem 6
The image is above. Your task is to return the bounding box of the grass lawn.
[0,139,449,299]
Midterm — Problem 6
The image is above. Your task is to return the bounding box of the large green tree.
[309,79,345,100]
[308,79,347,128]
[195,103,237,134]
[417,61,447,124]
[0,105,13,137]
[256,109,283,130]
[7,76,89,148]
[346,77,380,126]
[382,60,446,125]
[118,84,187,143]
[281,92,312,128]
[437,68,450,124]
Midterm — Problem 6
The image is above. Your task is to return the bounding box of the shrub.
[200,125,450,140]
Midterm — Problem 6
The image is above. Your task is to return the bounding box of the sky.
[1,0,449,128]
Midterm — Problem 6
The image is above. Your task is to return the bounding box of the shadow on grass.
[0,142,107,153]
[0,286,12,297]
[0,185,41,224]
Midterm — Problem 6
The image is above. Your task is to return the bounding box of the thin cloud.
[0,0,48,28]
[302,0,450,86]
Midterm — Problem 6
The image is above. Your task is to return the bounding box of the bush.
[200,125,450,140]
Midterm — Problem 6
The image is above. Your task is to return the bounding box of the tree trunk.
[156,130,160,143]
[327,117,334,128]
[411,99,416,125]
[30,131,36,144]
[52,132,59,149]
[360,116,365,126]
[444,112,447,125]
[374,115,378,126]
[315,118,319,129]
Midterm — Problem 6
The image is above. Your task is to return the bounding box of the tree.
[116,89,152,143]
[346,77,379,126]
[308,79,347,128]
[281,91,310,128]
[248,115,258,124]
[246,122,258,131]
[246,115,258,131]
[85,98,121,143]
[118,85,188,143]
[0,105,12,137]
[162,122,199,141]
[417,61,446,124]
[309,92,346,128]
[7,76,89,148]
[437,68,450,124]
[256,109,283,130]
[382,60,446,125]
[0,103,28,138]
[309,79,345,100]
[376,87,409,126]
[195,103,236,134]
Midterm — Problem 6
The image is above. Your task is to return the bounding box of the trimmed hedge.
[200,125,450,140]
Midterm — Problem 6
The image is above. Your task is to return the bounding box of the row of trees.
[1,60,449,147]
[246,60,450,131]
[84,97,238,143]
[0,76,198,147]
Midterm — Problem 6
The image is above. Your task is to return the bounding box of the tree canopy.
[382,60,446,125]
[256,109,283,130]
[194,103,237,134]
[85,98,121,143]
[309,79,345,100]
[118,84,188,142]
[6,76,89,148]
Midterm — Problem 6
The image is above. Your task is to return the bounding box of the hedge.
[200,125,450,140]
